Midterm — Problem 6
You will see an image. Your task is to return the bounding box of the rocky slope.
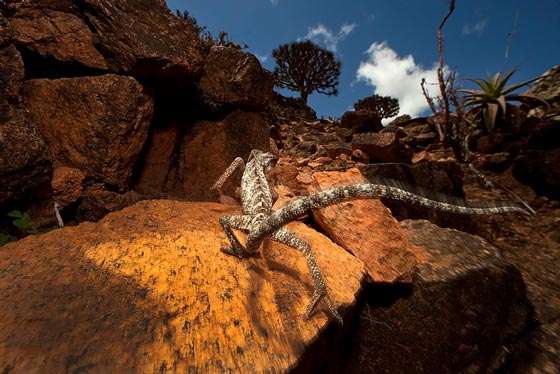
[268,65,559,372]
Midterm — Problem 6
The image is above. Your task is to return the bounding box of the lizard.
[211,149,532,325]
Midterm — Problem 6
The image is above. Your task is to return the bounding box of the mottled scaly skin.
[212,150,531,325]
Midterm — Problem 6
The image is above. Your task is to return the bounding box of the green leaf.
[506,93,549,107]
[13,217,30,229]
[496,95,507,115]
[463,77,489,89]
[457,88,484,95]
[12,212,31,230]
[495,69,516,92]
[483,103,500,133]
[0,233,17,246]
[7,210,23,218]
[502,76,542,96]
[41,226,59,234]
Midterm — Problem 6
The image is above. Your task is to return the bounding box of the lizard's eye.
[266,154,278,168]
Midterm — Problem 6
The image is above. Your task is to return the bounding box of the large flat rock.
[0,200,366,373]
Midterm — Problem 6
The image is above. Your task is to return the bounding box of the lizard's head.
[250,149,278,173]
[259,152,278,173]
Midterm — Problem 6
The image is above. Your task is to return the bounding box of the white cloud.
[270,0,278,5]
[462,18,488,35]
[255,53,268,63]
[301,22,357,53]
[339,23,356,37]
[356,41,443,121]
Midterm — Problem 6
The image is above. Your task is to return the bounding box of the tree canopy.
[354,94,400,119]
[272,40,341,105]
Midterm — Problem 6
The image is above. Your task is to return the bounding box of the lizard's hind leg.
[218,215,254,258]
[270,228,343,324]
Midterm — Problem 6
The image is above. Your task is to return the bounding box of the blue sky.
[166,0,560,121]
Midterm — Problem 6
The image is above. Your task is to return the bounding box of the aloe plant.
[460,69,548,133]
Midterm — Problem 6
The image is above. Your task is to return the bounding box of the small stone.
[337,153,351,162]
[307,161,323,169]
[351,149,370,163]
[51,167,85,208]
[315,157,333,164]
[295,157,309,167]
[296,172,313,185]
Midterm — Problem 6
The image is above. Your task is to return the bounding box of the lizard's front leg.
[218,215,254,258]
[270,228,343,324]
[211,157,245,191]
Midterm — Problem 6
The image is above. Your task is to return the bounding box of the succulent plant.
[459,69,548,133]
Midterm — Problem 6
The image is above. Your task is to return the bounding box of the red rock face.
[310,168,425,283]
[8,0,204,78]
[0,44,53,203]
[134,123,181,196]
[178,110,270,201]
[24,74,154,190]
[10,8,109,71]
[1,0,277,221]
[51,166,85,208]
[0,113,53,203]
[199,46,274,111]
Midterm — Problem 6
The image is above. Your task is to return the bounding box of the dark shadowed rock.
[471,152,513,172]
[512,149,560,200]
[0,44,25,117]
[359,161,465,198]
[523,118,560,150]
[0,23,53,203]
[334,126,355,142]
[0,110,53,203]
[134,122,181,196]
[24,74,154,190]
[76,183,143,222]
[263,92,317,126]
[391,118,438,147]
[358,161,474,230]
[351,132,411,163]
[321,142,353,159]
[178,110,270,201]
[0,11,10,46]
[347,219,533,374]
[340,109,382,133]
[477,134,503,153]
[8,0,204,79]
[198,46,274,111]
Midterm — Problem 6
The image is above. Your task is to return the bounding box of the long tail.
[246,183,531,251]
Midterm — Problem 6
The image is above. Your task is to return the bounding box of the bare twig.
[437,0,455,144]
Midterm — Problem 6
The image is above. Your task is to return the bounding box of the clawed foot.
[220,246,244,259]
[304,289,343,325]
